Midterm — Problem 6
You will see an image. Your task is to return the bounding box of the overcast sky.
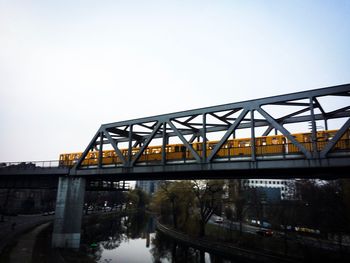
[1,0,350,162]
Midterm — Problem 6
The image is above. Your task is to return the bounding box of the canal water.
[82,211,233,263]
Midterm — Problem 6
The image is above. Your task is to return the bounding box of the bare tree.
[192,180,225,237]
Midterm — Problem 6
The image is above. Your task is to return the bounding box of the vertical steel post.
[162,122,167,165]
[128,125,133,167]
[98,132,103,168]
[250,110,256,161]
[310,97,318,157]
[202,113,207,163]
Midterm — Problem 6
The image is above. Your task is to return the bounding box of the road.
[210,218,350,251]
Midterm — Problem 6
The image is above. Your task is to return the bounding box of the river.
[82,211,234,263]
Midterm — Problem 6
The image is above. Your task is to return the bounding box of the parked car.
[42,211,55,216]
[256,229,273,237]
[215,217,224,223]
[261,221,271,228]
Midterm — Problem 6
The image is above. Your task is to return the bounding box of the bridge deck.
[1,153,349,180]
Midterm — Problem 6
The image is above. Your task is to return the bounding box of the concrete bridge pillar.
[52,176,86,249]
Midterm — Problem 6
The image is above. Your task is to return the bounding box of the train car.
[59,129,350,167]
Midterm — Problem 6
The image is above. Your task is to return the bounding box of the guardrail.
[0,160,61,169]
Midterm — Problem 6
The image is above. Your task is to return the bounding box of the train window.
[272,138,279,145]
[152,148,161,154]
[208,144,216,150]
[238,141,250,147]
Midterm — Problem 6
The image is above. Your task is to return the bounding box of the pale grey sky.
[1,0,350,162]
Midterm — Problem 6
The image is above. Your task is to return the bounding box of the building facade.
[135,180,162,195]
[243,179,296,200]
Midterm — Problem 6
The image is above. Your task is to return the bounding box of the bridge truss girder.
[73,84,350,171]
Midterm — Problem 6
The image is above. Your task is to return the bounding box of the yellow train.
[59,129,350,166]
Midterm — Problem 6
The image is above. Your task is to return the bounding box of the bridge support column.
[52,176,86,249]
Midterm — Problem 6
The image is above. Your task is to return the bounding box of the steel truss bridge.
[1,83,350,180]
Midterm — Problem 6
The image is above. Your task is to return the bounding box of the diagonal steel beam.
[320,118,350,158]
[73,130,100,170]
[262,126,274,136]
[188,134,199,143]
[167,120,202,163]
[257,108,312,159]
[103,128,127,165]
[183,115,198,123]
[207,109,249,161]
[139,123,158,130]
[210,112,231,125]
[277,107,311,122]
[172,119,200,132]
[313,97,327,116]
[327,106,350,116]
[107,127,143,141]
[131,122,162,166]
[222,109,242,119]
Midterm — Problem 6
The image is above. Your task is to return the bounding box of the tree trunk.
[239,221,243,236]
[199,220,206,237]
[172,201,177,229]
[199,250,205,263]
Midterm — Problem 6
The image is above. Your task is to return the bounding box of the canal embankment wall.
[156,221,300,263]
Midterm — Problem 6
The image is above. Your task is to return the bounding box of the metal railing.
[0,160,61,169]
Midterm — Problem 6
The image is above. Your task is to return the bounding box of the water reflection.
[83,212,232,263]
